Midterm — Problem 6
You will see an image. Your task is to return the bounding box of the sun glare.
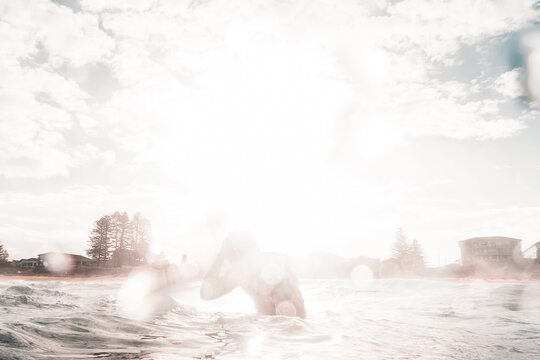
[356,119,400,156]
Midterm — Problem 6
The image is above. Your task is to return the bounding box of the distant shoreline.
[0,273,130,282]
[0,267,133,282]
[1,272,539,284]
[414,278,539,284]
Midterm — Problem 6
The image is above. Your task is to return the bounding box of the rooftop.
[37,252,93,262]
[458,236,521,245]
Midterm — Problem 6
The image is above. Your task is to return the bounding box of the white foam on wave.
[1,279,540,359]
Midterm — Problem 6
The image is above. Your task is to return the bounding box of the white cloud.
[385,0,537,63]
[1,0,539,263]
[79,0,158,12]
[1,0,536,179]
[492,68,524,98]
[0,0,115,178]
[83,0,537,172]
[0,89,74,177]
[1,0,114,67]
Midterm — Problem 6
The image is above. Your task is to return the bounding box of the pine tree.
[130,212,151,262]
[410,239,426,271]
[110,211,131,252]
[0,242,9,263]
[391,227,411,268]
[110,211,121,251]
[391,228,427,273]
[86,215,113,266]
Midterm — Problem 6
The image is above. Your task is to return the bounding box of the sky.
[1,0,540,265]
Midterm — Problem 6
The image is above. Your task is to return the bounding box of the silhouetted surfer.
[200,231,306,318]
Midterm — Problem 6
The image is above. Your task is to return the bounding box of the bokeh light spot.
[350,265,373,290]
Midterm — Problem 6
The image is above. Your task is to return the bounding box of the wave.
[0,279,539,359]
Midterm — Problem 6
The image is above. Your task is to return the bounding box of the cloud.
[0,89,74,177]
[0,0,115,178]
[0,0,114,68]
[1,0,540,262]
[492,69,524,98]
[87,0,538,168]
[385,0,538,63]
[1,0,537,179]
[79,0,158,12]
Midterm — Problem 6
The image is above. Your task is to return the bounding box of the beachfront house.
[19,258,38,269]
[459,236,523,266]
[523,242,540,263]
[37,252,96,272]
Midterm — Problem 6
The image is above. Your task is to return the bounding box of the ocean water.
[1,277,540,360]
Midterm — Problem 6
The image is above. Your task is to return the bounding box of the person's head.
[221,230,260,263]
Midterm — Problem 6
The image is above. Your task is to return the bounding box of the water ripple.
[0,279,539,359]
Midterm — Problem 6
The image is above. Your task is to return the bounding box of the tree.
[89,211,152,267]
[129,212,151,262]
[0,242,9,263]
[110,211,121,251]
[86,215,113,265]
[392,227,411,268]
[410,239,426,271]
[110,211,131,252]
[391,228,427,274]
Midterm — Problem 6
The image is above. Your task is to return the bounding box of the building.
[523,242,540,262]
[38,252,96,272]
[459,236,522,266]
[19,258,38,269]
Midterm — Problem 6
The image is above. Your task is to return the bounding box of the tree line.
[0,242,9,263]
[391,227,426,273]
[86,211,151,266]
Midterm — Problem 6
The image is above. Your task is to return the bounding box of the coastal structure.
[523,242,540,262]
[38,252,96,272]
[19,258,38,269]
[458,237,522,266]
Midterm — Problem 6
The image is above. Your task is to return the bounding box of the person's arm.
[200,250,239,300]
[270,257,306,318]
[289,280,306,319]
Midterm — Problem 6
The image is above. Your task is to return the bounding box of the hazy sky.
[1,0,540,264]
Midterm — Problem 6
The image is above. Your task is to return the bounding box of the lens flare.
[43,253,73,274]
[117,268,177,321]
[350,265,373,290]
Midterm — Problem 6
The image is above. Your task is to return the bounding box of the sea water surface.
[1,277,540,359]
